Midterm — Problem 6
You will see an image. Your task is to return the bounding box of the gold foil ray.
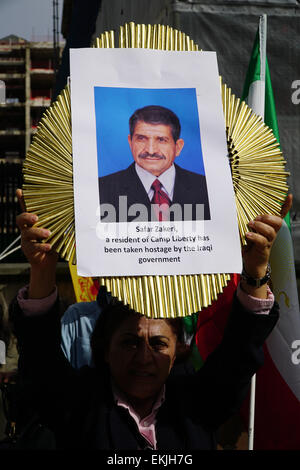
[221,79,289,245]
[118,22,198,51]
[97,273,231,318]
[22,23,289,318]
[23,85,75,263]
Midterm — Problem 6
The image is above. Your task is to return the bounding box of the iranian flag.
[241,14,300,450]
[193,15,300,450]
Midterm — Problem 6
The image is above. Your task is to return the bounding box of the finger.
[22,226,51,242]
[248,219,277,243]
[27,242,53,254]
[245,231,272,251]
[16,212,38,230]
[280,194,293,219]
[251,214,283,234]
[16,188,26,212]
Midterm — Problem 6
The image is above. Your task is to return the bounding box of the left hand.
[241,194,292,292]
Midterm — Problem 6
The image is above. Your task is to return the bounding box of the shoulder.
[99,164,136,183]
[61,301,100,327]
[60,301,101,366]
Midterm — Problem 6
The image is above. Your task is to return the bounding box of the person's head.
[128,105,184,177]
[91,301,188,407]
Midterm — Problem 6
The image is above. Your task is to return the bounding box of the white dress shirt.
[135,163,176,201]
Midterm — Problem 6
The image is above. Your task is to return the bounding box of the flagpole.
[246,13,267,451]
[248,373,256,449]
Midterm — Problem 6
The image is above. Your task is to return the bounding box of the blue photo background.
[94,87,205,177]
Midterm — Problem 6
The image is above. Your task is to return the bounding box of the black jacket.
[98,163,211,222]
[11,295,279,450]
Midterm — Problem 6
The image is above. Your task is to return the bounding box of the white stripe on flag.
[268,220,300,400]
[247,80,265,118]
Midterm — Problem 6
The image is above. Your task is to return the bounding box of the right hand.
[16,189,58,298]
[16,189,58,270]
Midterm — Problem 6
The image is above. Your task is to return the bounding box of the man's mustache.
[138,152,166,160]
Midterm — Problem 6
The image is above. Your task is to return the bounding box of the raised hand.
[241,194,293,297]
[16,189,58,298]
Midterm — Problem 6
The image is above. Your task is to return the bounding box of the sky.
[0,0,65,42]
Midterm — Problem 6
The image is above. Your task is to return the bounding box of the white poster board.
[70,48,242,277]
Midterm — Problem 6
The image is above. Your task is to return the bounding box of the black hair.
[129,105,181,142]
[90,300,189,370]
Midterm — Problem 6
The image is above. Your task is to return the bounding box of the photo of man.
[98,104,210,223]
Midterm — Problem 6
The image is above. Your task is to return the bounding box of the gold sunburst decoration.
[22,23,289,318]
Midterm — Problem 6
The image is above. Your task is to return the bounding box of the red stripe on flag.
[195,274,240,360]
[241,344,300,450]
[196,273,300,449]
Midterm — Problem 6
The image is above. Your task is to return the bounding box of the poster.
[70,48,242,277]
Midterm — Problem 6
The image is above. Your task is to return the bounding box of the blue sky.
[0,0,64,42]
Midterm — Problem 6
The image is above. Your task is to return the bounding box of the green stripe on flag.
[242,25,289,229]
[242,31,262,100]
[183,313,203,370]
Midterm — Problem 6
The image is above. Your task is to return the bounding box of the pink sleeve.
[236,283,274,315]
[17,285,58,317]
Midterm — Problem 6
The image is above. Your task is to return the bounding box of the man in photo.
[98,105,210,222]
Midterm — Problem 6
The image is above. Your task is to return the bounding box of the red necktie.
[151,179,171,221]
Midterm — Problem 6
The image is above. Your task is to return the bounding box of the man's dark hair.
[129,105,181,142]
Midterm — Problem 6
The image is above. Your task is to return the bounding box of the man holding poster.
[98,105,211,223]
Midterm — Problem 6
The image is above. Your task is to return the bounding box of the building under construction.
[0,34,63,262]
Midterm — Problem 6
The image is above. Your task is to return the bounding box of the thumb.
[280,194,292,219]
[16,188,26,213]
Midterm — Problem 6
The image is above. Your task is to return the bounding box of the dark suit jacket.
[98,163,210,222]
[11,295,279,450]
